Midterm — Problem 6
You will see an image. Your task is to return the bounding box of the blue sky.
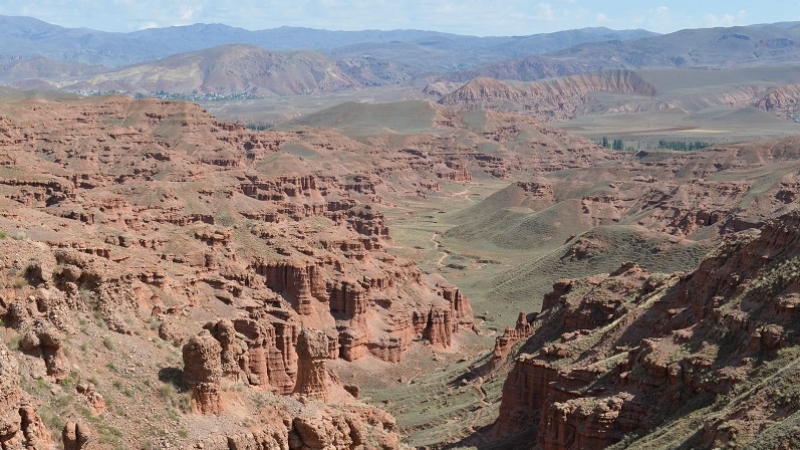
[1,0,797,35]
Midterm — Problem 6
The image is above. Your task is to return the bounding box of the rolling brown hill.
[59,44,361,96]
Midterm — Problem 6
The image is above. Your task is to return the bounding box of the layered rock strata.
[489,212,800,448]
[439,71,656,122]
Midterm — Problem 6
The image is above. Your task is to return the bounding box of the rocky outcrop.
[329,281,368,327]
[19,321,70,381]
[75,382,105,415]
[178,321,404,447]
[488,212,800,448]
[338,329,369,362]
[0,341,52,450]
[755,83,800,117]
[182,330,224,415]
[440,283,475,331]
[439,71,656,122]
[479,312,536,376]
[251,254,474,363]
[421,307,453,347]
[492,264,652,443]
[182,401,400,450]
[345,206,391,239]
[188,427,289,450]
[231,317,297,394]
[62,421,95,450]
[177,401,402,450]
[412,284,476,349]
[539,394,646,450]
[436,161,473,182]
[291,409,360,450]
[293,329,330,401]
[187,316,302,397]
[255,261,326,315]
[204,319,247,380]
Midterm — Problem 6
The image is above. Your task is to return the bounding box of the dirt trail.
[452,187,476,204]
[430,232,448,267]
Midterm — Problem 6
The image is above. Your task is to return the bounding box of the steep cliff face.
[183,314,303,402]
[256,261,327,316]
[179,324,403,449]
[249,253,474,364]
[490,212,800,449]
[439,70,656,122]
[229,317,297,393]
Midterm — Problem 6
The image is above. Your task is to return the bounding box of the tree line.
[599,137,713,152]
[656,140,712,151]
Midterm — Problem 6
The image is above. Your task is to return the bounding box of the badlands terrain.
[2,15,800,450]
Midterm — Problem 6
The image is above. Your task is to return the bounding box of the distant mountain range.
[446,23,800,82]
[1,15,800,98]
[0,15,656,69]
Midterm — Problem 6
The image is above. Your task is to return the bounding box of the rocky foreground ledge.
[475,211,800,449]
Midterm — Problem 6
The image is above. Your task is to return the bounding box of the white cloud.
[179,6,200,22]
[704,9,746,28]
[537,3,555,21]
[596,12,607,22]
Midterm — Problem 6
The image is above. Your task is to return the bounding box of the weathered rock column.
[63,421,93,450]
[183,330,224,415]
[293,329,329,402]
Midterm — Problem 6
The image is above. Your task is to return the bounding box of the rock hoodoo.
[62,421,94,450]
[182,330,224,415]
[293,328,330,401]
[0,340,52,450]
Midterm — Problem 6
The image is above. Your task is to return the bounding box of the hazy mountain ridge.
[448,22,800,82]
[0,15,657,70]
[4,15,800,110]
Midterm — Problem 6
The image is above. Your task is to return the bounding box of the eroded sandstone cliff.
[485,212,800,449]
[439,70,656,122]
